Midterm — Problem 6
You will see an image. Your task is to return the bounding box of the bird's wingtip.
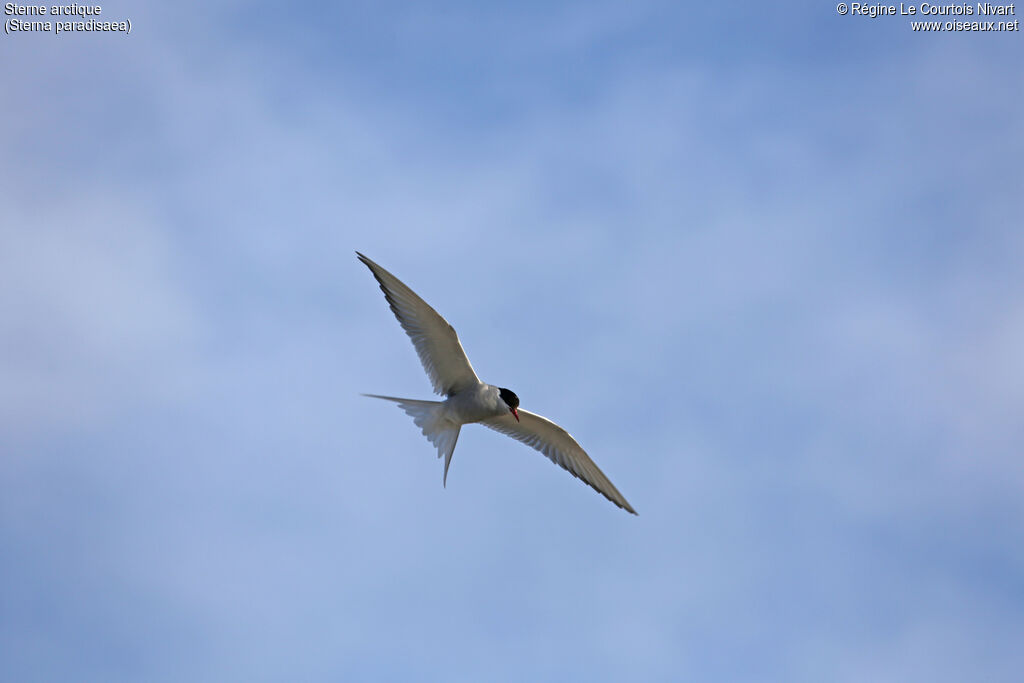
[618,498,638,515]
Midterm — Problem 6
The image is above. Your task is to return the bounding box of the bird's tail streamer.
[362,394,462,486]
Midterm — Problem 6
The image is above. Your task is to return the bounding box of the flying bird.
[357,252,636,514]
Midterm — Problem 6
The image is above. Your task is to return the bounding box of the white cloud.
[0,192,201,436]
[2,4,1023,681]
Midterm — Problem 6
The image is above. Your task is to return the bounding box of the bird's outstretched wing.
[357,252,480,396]
[482,409,636,514]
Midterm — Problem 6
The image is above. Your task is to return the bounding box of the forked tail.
[362,394,462,486]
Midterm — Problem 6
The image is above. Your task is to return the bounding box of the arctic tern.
[357,252,636,514]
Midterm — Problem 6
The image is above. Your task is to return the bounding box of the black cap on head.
[498,387,519,410]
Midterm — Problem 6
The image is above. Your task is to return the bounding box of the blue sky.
[3,2,1023,681]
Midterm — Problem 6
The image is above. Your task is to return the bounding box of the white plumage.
[358,252,636,515]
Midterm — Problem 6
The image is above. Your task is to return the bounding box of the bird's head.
[498,387,520,422]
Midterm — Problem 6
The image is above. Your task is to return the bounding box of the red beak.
[511,408,519,422]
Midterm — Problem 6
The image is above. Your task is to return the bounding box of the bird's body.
[357,252,636,514]
[444,382,510,424]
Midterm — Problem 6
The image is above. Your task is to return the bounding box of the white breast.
[445,384,505,424]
